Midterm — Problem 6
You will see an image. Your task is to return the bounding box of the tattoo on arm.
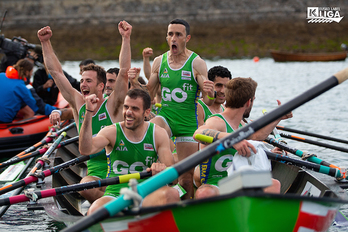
[201,129,220,144]
[145,112,156,121]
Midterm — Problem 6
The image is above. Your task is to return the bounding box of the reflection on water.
[1,58,348,231]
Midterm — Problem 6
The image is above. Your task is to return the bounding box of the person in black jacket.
[33,46,80,105]
[33,66,80,105]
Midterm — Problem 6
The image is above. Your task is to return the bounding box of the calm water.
[1,58,348,231]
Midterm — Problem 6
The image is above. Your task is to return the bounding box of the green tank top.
[78,99,112,179]
[198,99,225,122]
[157,52,200,136]
[200,114,241,186]
[104,122,158,197]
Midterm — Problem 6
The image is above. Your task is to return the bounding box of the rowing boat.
[0,93,68,158]
[38,129,348,231]
[270,50,347,62]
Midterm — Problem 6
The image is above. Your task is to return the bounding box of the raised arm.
[193,57,214,106]
[79,94,112,155]
[129,56,161,101]
[37,26,80,108]
[142,47,153,80]
[108,21,132,116]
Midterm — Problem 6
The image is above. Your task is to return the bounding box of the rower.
[193,77,294,199]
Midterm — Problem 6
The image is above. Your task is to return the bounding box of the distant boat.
[270,50,347,62]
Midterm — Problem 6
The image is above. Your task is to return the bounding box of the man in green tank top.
[194,77,283,199]
[129,19,215,199]
[79,89,179,215]
[197,66,232,126]
[194,66,232,187]
[38,21,132,203]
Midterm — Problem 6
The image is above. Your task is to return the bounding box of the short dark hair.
[170,19,190,36]
[225,77,257,109]
[81,63,106,89]
[79,59,95,67]
[126,88,151,110]
[107,67,119,76]
[208,66,232,82]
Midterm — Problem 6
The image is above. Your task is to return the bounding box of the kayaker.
[79,88,180,215]
[38,20,132,203]
[129,19,215,199]
[193,77,285,199]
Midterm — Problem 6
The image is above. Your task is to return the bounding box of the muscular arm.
[130,56,161,101]
[155,125,175,167]
[194,116,257,155]
[79,110,112,156]
[38,27,81,109]
[142,47,153,80]
[197,102,205,127]
[108,21,132,118]
[194,57,214,106]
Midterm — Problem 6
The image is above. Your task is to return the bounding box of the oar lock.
[120,179,143,210]
[29,169,45,180]
[36,157,50,165]
[24,188,39,202]
[301,152,317,160]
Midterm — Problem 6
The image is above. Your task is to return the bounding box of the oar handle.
[194,134,214,144]
[0,171,152,206]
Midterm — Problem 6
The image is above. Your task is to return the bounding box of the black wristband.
[86,109,94,113]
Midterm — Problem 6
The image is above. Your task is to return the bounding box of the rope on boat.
[24,188,39,202]
[35,156,51,165]
[120,179,143,207]
[301,152,317,160]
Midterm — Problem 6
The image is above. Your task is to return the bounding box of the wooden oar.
[0,132,66,195]
[0,136,78,169]
[0,171,151,206]
[279,132,348,153]
[62,67,348,232]
[276,125,348,145]
[264,137,343,171]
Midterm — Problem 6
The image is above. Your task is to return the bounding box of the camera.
[0,34,40,62]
